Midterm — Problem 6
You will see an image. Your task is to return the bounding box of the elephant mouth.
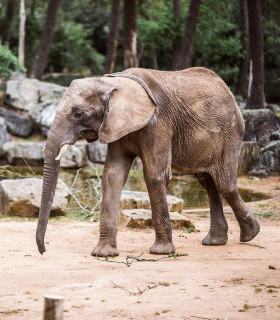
[55,130,98,161]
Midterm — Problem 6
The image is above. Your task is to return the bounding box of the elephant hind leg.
[196,173,228,246]
[212,173,260,242]
[223,189,260,242]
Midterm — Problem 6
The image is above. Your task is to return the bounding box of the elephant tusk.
[42,146,46,152]
[55,144,70,161]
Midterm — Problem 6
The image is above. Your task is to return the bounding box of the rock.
[238,142,260,176]
[0,108,33,137]
[249,140,280,177]
[237,102,246,111]
[0,177,69,217]
[2,140,87,168]
[3,141,45,165]
[242,109,280,146]
[5,78,66,112]
[60,142,88,168]
[270,130,280,141]
[29,102,58,135]
[120,190,184,213]
[0,117,10,157]
[88,141,107,163]
[9,71,25,81]
[118,209,194,229]
[267,104,280,114]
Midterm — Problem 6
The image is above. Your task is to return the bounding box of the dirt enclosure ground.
[0,177,280,320]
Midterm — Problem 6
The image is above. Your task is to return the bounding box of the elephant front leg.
[92,146,134,257]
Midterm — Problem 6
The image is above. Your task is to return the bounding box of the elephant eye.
[74,110,83,119]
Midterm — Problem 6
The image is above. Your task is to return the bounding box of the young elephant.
[36,67,260,256]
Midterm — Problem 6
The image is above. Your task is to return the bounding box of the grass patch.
[267,289,278,293]
[255,213,274,218]
[186,226,195,233]
[159,282,170,287]
[238,303,251,312]
[257,203,270,208]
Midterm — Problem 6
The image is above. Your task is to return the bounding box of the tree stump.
[44,295,64,320]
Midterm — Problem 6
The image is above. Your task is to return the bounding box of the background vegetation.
[0,0,279,103]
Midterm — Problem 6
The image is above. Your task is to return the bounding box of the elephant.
[36,67,260,257]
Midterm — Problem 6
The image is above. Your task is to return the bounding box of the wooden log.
[44,295,64,320]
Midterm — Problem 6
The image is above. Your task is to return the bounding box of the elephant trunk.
[36,132,61,254]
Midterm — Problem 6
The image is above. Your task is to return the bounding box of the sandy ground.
[0,177,280,320]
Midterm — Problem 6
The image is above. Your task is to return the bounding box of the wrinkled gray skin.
[36,67,260,256]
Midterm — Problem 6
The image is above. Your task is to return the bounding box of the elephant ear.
[98,76,157,144]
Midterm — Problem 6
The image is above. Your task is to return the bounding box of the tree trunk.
[18,0,26,68]
[236,0,249,98]
[31,0,37,18]
[104,0,120,74]
[171,0,181,70]
[31,0,60,79]
[246,0,265,109]
[44,295,64,320]
[2,0,16,44]
[174,0,200,70]
[123,0,138,69]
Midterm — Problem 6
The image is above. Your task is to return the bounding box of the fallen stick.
[95,252,188,267]
[240,243,266,249]
[111,281,159,295]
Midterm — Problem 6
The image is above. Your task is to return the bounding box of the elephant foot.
[150,241,176,255]
[202,232,228,246]
[92,243,119,257]
[239,215,260,242]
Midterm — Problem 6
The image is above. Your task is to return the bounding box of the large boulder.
[0,178,69,217]
[5,79,66,135]
[118,209,194,229]
[270,130,280,141]
[0,117,10,157]
[3,141,45,165]
[3,140,88,168]
[0,108,34,137]
[88,141,108,163]
[249,140,280,177]
[238,141,260,176]
[28,102,59,136]
[267,104,280,114]
[5,79,66,112]
[120,190,184,213]
[242,109,280,146]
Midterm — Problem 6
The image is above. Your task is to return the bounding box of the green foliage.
[263,2,280,102]
[0,0,279,102]
[0,41,25,77]
[194,0,242,87]
[137,0,179,69]
[49,20,104,75]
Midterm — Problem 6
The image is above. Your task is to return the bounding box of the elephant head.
[36,75,156,254]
